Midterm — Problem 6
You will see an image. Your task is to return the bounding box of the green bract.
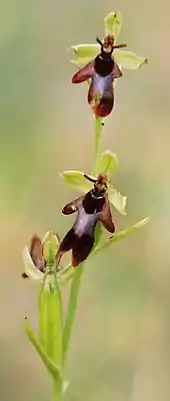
[71,11,147,70]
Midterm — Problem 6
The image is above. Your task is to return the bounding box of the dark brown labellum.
[57,173,115,267]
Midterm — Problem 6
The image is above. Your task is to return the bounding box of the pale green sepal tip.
[22,246,44,280]
[24,318,62,380]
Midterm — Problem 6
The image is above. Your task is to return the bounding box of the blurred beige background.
[1,0,170,400]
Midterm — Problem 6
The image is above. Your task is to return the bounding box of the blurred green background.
[1,0,170,400]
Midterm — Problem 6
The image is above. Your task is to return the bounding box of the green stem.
[91,116,104,175]
[63,264,84,365]
[53,377,63,401]
[61,116,103,368]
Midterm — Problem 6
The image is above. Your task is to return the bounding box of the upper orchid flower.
[71,11,147,117]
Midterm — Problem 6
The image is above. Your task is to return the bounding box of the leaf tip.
[136,216,150,229]
[142,216,150,224]
[24,316,31,334]
[59,172,64,179]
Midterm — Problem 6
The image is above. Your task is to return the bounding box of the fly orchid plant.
[22,11,149,401]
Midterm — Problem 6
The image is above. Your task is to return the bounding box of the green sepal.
[60,170,93,193]
[104,11,122,38]
[71,44,99,66]
[114,50,147,70]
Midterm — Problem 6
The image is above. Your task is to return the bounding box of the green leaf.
[22,246,44,281]
[95,217,150,254]
[63,264,84,365]
[25,318,61,380]
[98,150,118,177]
[42,231,59,265]
[39,267,63,369]
[114,50,147,70]
[108,185,127,215]
[71,44,100,66]
[104,11,122,38]
[60,170,93,193]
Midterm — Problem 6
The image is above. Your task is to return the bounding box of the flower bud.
[39,231,63,370]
